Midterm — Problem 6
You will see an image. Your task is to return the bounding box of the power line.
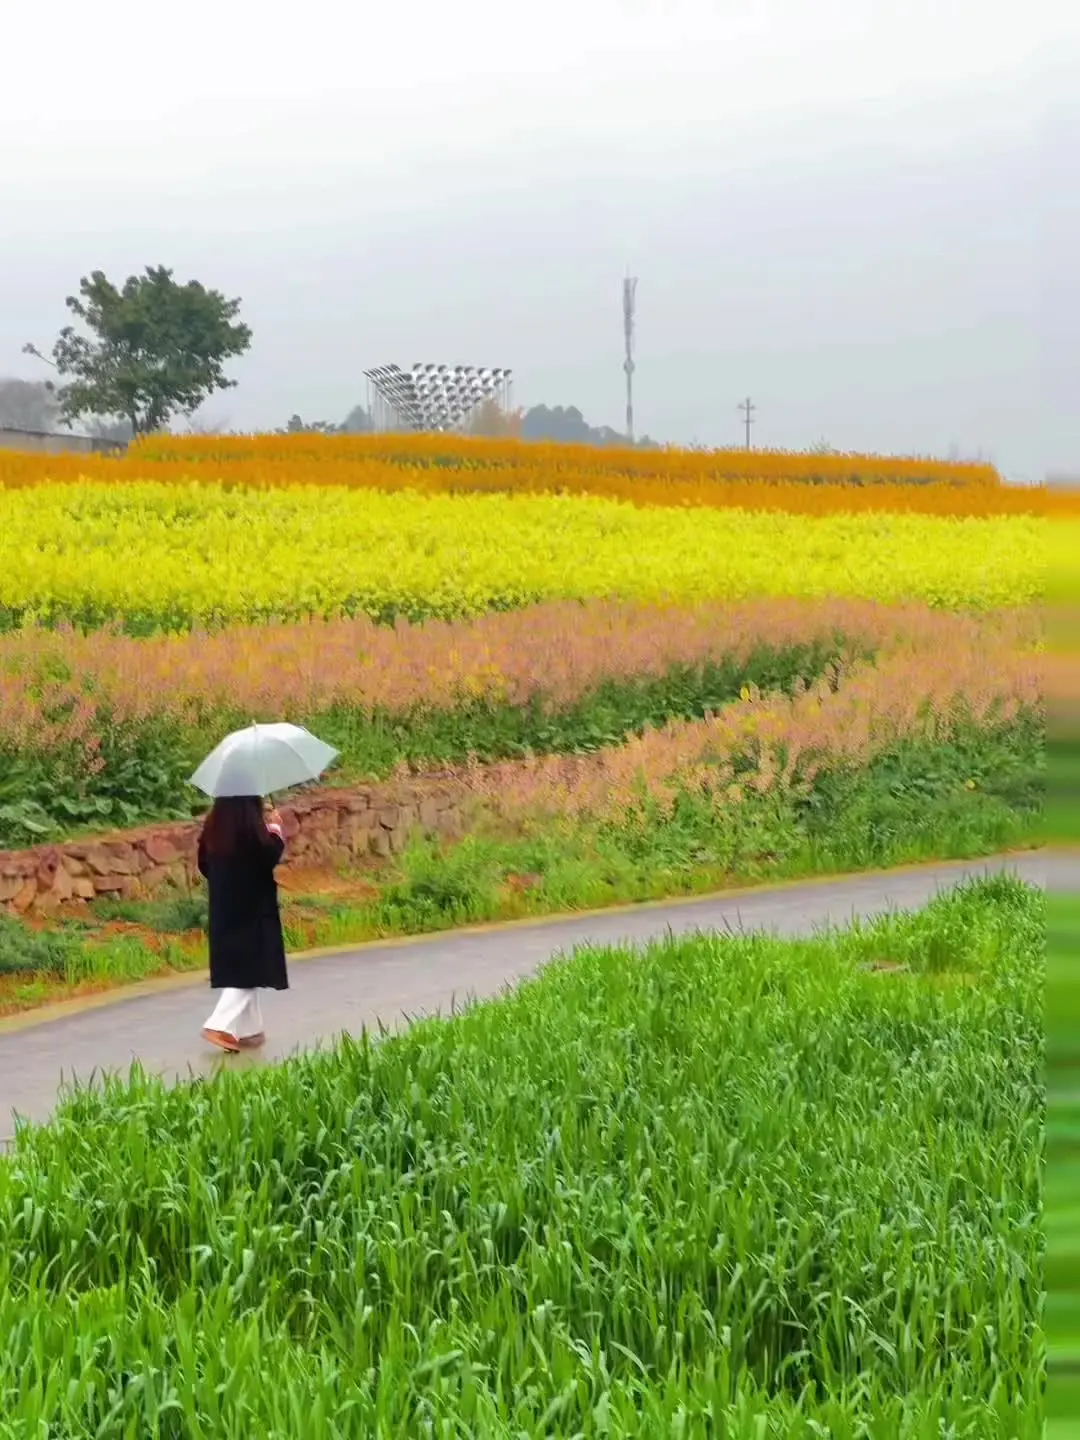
[738,395,756,449]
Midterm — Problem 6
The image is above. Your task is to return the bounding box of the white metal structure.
[364,364,513,433]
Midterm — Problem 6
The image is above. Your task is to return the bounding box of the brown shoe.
[238,1032,266,1049]
[202,1027,240,1053]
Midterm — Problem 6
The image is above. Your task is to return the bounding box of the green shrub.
[0,912,80,977]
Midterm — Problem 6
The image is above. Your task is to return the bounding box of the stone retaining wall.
[0,782,465,917]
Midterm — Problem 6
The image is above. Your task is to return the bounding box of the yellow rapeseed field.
[0,482,1047,629]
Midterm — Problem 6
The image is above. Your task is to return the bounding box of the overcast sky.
[1,0,1075,478]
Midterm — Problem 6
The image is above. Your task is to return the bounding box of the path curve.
[0,852,1059,1137]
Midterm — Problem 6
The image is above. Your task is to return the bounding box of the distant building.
[0,426,126,456]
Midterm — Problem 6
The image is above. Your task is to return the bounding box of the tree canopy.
[41,266,252,436]
[279,405,373,435]
[520,404,659,448]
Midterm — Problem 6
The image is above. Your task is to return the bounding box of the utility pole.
[738,395,756,449]
[622,275,638,443]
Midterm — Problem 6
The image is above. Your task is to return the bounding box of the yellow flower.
[0,480,1051,629]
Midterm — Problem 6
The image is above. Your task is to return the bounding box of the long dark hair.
[200,795,271,859]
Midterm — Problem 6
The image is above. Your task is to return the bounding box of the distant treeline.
[1,376,659,449]
[284,400,660,448]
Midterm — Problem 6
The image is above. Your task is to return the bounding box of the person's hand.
[266,807,283,829]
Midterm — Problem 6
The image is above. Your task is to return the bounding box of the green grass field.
[0,875,1043,1437]
[1047,889,1079,1434]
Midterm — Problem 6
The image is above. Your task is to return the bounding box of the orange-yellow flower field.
[0,432,1049,858]
[1,431,1073,518]
[463,622,1041,824]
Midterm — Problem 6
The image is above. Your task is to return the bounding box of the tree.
[279,405,373,435]
[282,414,339,434]
[521,403,592,443]
[339,404,373,434]
[0,378,62,432]
[519,403,658,448]
[466,398,524,438]
[30,266,252,437]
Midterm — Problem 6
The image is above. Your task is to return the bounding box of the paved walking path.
[0,852,1063,1138]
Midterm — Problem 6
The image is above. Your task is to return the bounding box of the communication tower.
[622,275,638,443]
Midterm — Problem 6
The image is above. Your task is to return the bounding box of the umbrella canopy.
[190,722,339,799]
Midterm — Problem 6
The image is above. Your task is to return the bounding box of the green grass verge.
[0,876,1043,1435]
[0,720,1042,1002]
[1047,890,1080,1431]
[289,718,1044,941]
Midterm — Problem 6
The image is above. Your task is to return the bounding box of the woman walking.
[198,795,288,1053]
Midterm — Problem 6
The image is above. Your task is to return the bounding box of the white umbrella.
[190,722,339,798]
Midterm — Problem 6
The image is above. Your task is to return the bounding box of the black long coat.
[197,830,289,991]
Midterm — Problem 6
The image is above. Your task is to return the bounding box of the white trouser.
[204,988,264,1039]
